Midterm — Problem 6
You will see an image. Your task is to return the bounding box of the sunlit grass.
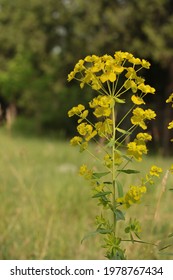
[0,129,173,259]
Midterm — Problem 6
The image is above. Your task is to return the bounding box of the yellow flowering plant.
[67,51,163,259]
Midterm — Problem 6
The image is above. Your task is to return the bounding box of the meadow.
[0,129,173,260]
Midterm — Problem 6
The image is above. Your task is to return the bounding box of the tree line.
[0,0,173,153]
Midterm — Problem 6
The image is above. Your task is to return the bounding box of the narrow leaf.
[114,209,125,221]
[92,171,110,179]
[116,127,129,135]
[168,233,173,238]
[117,169,140,174]
[92,191,111,198]
[97,228,112,234]
[114,97,125,103]
[81,231,99,243]
[159,244,173,251]
[104,181,112,185]
[116,180,124,197]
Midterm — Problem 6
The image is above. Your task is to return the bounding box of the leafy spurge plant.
[67,51,163,259]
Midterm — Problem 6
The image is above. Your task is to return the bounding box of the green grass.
[0,129,173,259]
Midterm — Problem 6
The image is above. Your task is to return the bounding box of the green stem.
[112,105,116,235]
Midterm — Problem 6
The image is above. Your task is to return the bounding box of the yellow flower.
[131,107,156,130]
[149,165,163,177]
[95,118,113,137]
[169,164,173,174]
[129,57,142,65]
[138,83,155,94]
[166,93,173,103]
[70,136,83,146]
[89,95,113,118]
[131,107,147,130]
[127,141,148,161]
[141,59,151,69]
[94,107,111,118]
[125,67,137,79]
[78,110,89,123]
[136,132,152,141]
[117,185,146,208]
[168,121,173,129]
[100,72,116,83]
[77,122,97,141]
[144,109,156,120]
[124,80,137,93]
[79,164,93,180]
[131,95,145,105]
[68,104,85,117]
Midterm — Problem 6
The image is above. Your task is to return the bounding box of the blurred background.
[0,0,173,260]
[0,0,173,153]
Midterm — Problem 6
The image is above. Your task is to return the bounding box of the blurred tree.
[0,0,172,152]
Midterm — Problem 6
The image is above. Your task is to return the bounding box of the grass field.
[0,128,173,260]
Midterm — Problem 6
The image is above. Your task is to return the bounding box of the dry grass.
[0,129,173,259]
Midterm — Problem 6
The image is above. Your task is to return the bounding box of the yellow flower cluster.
[149,165,163,177]
[77,122,97,141]
[127,132,152,161]
[79,164,93,180]
[166,93,173,105]
[117,185,146,208]
[95,118,113,137]
[89,95,113,118]
[166,93,173,141]
[68,104,89,123]
[67,51,154,96]
[131,107,156,130]
[169,164,173,174]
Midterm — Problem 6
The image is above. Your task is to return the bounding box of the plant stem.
[112,104,116,235]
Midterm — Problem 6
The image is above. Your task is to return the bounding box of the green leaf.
[114,209,125,221]
[169,188,173,191]
[116,180,124,197]
[116,127,129,134]
[97,228,112,234]
[159,244,173,251]
[92,171,110,179]
[114,97,125,103]
[117,169,140,174]
[104,181,112,185]
[122,155,132,162]
[92,191,111,198]
[168,233,173,238]
[81,230,99,243]
[106,138,116,147]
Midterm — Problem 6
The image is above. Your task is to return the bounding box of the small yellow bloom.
[149,165,163,177]
[79,164,93,180]
[144,109,156,120]
[168,121,173,129]
[169,164,173,174]
[100,72,116,83]
[117,185,146,208]
[70,136,83,146]
[124,80,137,93]
[166,93,173,103]
[125,67,137,79]
[68,104,85,117]
[141,59,151,69]
[94,107,111,118]
[95,118,113,137]
[136,133,152,141]
[129,57,142,65]
[127,141,148,161]
[131,95,145,105]
[138,83,155,94]
[131,107,147,130]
